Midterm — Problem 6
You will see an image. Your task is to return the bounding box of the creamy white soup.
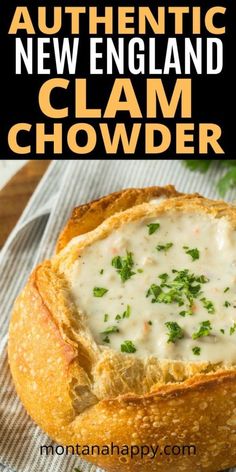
[69,211,236,363]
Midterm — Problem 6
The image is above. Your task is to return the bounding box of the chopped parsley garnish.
[100,269,104,274]
[101,324,119,343]
[158,273,169,283]
[220,329,225,334]
[147,269,209,314]
[192,320,212,339]
[112,251,136,282]
[165,321,184,343]
[179,309,193,317]
[201,297,215,314]
[122,305,131,318]
[146,284,162,301]
[224,300,231,307]
[115,305,131,321]
[121,340,136,353]
[137,268,143,273]
[192,346,201,356]
[93,287,108,297]
[183,246,200,261]
[230,323,236,335]
[196,275,209,284]
[224,287,230,293]
[147,222,160,235]
[148,320,153,325]
[172,269,209,285]
[104,313,109,322]
[156,242,173,253]
[101,326,119,335]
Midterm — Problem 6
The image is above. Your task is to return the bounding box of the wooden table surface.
[0,160,51,248]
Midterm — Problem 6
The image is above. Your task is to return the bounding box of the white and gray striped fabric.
[0,160,235,472]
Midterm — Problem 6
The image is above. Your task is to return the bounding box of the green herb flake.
[192,346,201,356]
[224,301,231,307]
[102,335,110,344]
[121,340,137,353]
[93,287,108,297]
[220,329,225,334]
[100,269,104,275]
[165,321,184,344]
[230,323,236,335]
[147,223,160,235]
[146,284,162,301]
[183,246,200,261]
[101,326,119,335]
[148,320,153,325]
[196,275,209,284]
[137,268,143,273]
[179,310,193,317]
[158,273,169,283]
[156,242,173,253]
[147,269,208,311]
[104,313,109,322]
[122,305,131,319]
[192,320,212,340]
[111,251,136,282]
[115,305,131,321]
[224,287,230,293]
[201,297,215,314]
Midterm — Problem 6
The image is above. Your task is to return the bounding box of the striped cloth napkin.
[0,160,235,472]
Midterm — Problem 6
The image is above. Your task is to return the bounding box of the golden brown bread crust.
[56,185,181,253]
[8,187,236,471]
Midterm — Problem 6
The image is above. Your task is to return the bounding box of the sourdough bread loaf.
[8,186,236,472]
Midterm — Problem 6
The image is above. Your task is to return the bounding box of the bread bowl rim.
[8,185,236,472]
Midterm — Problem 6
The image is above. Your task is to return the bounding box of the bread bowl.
[8,185,236,472]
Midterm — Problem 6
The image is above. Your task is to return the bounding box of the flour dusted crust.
[8,186,236,472]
